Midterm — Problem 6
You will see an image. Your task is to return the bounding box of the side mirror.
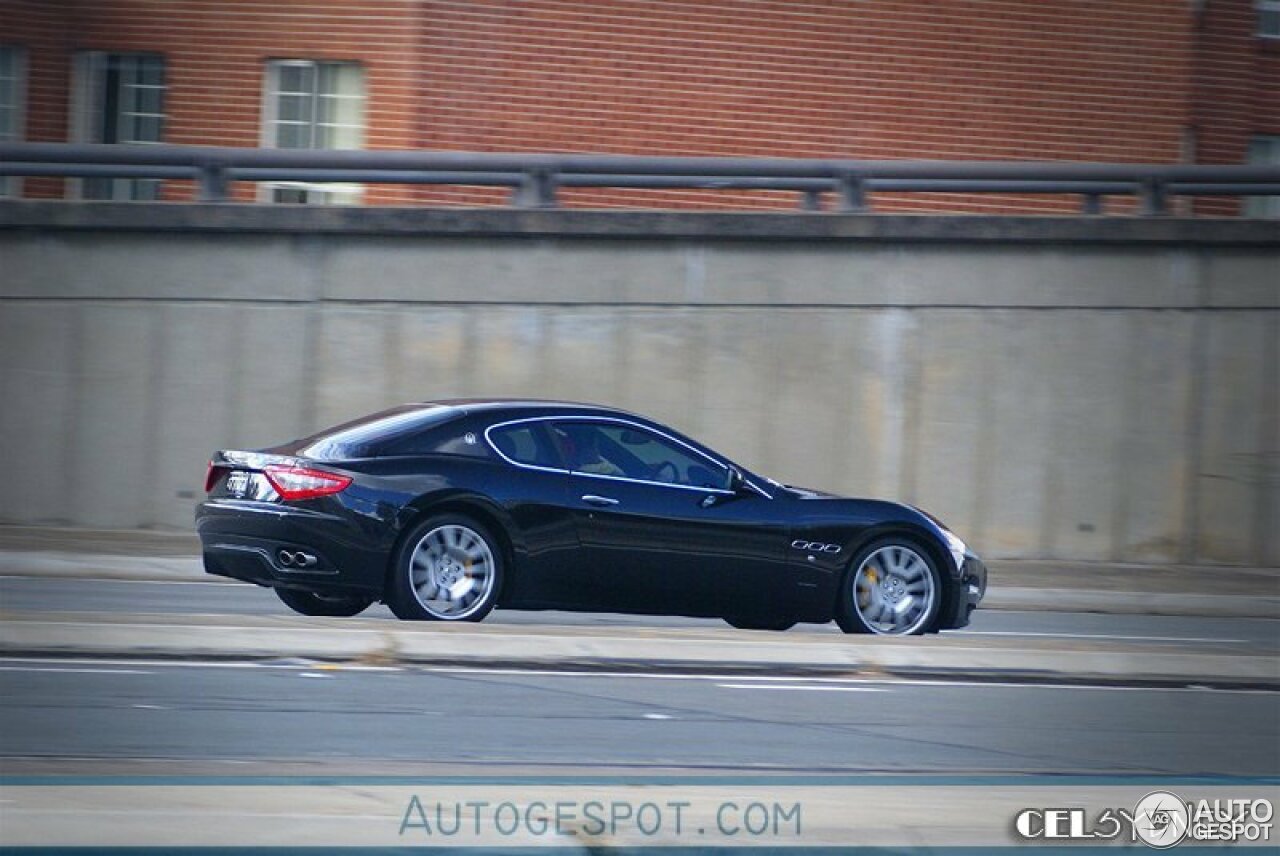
[725,466,746,494]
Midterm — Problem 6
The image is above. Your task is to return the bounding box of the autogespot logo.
[1132,791,1190,849]
[1014,792,1272,848]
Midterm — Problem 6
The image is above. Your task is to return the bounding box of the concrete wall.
[1,204,1277,565]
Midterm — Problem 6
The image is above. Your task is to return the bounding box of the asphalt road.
[2,575,1277,653]
[1,658,1277,776]
[3,575,1276,783]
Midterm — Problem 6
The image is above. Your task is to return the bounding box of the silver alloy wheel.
[852,545,936,635]
[408,524,496,619]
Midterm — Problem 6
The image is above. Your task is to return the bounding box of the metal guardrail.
[2,143,1278,214]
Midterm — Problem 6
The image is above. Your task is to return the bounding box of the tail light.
[264,464,351,501]
[204,462,225,493]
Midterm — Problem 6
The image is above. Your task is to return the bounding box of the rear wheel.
[388,514,503,622]
[836,538,941,636]
[275,587,374,618]
[724,616,795,632]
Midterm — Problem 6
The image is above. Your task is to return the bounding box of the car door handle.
[581,494,620,507]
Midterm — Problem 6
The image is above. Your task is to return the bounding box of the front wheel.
[836,538,942,636]
[387,514,503,622]
[275,587,374,617]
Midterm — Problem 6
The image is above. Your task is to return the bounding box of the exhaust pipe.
[277,550,317,568]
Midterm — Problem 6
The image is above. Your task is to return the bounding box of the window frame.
[0,46,26,198]
[485,422,564,471]
[558,420,733,492]
[259,58,366,204]
[1260,0,1280,39]
[69,50,167,201]
[486,415,737,494]
[1244,135,1280,218]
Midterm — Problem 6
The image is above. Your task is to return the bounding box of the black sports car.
[197,400,986,635]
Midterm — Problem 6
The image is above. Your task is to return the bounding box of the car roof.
[423,398,642,421]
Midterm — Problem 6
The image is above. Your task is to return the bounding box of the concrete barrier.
[1,203,1277,566]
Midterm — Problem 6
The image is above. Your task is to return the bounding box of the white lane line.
[956,630,1248,644]
[0,576,231,586]
[0,659,1274,695]
[0,657,399,672]
[0,666,152,674]
[429,667,870,682]
[716,683,887,692]
[424,666,1277,694]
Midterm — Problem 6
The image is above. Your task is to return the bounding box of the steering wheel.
[650,461,679,484]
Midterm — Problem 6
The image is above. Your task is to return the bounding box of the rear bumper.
[940,552,987,630]
[195,499,386,597]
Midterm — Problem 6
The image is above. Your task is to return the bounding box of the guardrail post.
[800,189,824,211]
[197,161,229,202]
[1081,193,1104,215]
[1139,179,1168,216]
[513,168,557,208]
[837,172,868,213]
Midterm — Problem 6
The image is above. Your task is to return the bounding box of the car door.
[549,418,793,618]
[482,419,583,608]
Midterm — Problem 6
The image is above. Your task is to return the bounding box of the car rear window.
[294,405,460,460]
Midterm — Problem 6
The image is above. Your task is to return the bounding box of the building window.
[0,46,25,198]
[72,52,166,200]
[1245,136,1280,218]
[262,60,365,204]
[1261,1,1280,38]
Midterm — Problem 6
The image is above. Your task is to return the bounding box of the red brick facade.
[3,0,1277,211]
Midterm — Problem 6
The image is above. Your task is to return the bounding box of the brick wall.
[3,0,1276,211]
[4,0,73,198]
[1192,0,1280,214]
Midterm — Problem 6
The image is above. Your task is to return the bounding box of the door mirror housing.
[725,466,747,494]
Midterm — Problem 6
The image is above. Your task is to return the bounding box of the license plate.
[225,471,250,496]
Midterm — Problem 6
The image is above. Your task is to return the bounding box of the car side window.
[488,424,561,469]
[552,421,727,489]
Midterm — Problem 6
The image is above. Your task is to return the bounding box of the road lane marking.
[0,659,1274,694]
[0,657,400,671]
[716,683,887,692]
[956,630,1248,644]
[0,576,232,586]
[430,667,877,682]
[0,666,151,674]
[421,666,1278,694]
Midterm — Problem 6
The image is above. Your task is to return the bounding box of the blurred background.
[0,0,1276,567]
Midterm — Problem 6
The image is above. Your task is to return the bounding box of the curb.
[981,587,1279,619]
[2,617,1277,689]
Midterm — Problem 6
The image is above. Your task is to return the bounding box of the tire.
[275,587,374,618]
[836,537,943,636]
[387,514,503,622]
[724,616,796,632]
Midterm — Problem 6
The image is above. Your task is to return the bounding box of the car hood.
[783,486,950,535]
[784,484,844,500]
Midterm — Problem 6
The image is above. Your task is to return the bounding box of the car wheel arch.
[383,494,518,603]
[842,524,950,572]
[836,525,955,631]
